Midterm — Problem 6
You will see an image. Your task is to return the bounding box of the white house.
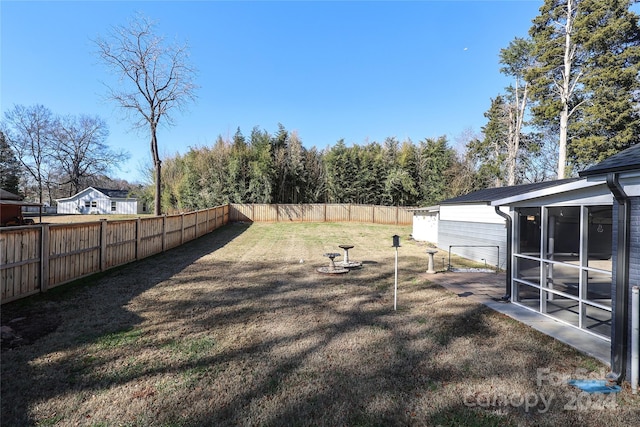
[56,187,145,215]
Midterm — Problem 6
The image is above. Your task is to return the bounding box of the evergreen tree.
[0,130,22,195]
[467,96,510,188]
[416,136,456,205]
[247,127,274,203]
[527,0,640,176]
[571,0,640,166]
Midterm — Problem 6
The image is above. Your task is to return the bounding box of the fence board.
[1,205,230,304]
[183,212,197,242]
[0,227,41,302]
[325,204,350,222]
[226,203,412,225]
[48,222,101,289]
[106,220,137,268]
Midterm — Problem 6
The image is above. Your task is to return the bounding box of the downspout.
[605,172,631,385]
[495,206,512,301]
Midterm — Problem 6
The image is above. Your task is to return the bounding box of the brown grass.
[1,222,638,426]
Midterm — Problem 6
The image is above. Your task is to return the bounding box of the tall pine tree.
[527,0,640,176]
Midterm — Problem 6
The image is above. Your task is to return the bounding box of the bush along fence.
[0,205,229,304]
[229,203,413,225]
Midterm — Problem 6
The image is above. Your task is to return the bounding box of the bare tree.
[51,114,129,196]
[500,37,534,186]
[528,0,585,179]
[94,14,197,215]
[1,104,55,203]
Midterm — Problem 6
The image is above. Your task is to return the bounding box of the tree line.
[149,124,481,212]
[471,0,640,186]
[0,104,129,205]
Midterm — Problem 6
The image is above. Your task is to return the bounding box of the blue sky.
[1,0,542,183]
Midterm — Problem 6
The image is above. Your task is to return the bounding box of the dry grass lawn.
[1,222,639,426]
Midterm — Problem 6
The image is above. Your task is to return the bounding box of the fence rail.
[2,203,410,304]
[229,203,413,225]
[1,205,229,304]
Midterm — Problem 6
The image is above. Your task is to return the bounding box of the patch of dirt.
[1,304,62,350]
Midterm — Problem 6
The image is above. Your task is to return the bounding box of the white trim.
[490,179,603,206]
[55,186,108,202]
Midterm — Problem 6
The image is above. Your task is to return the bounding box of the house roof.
[0,189,42,206]
[0,189,22,201]
[92,187,130,198]
[56,186,131,202]
[579,144,640,177]
[440,178,580,205]
[407,205,439,213]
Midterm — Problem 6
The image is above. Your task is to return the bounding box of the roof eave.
[490,179,599,206]
[579,164,640,177]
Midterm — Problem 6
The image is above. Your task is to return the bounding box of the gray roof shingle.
[579,144,640,177]
[94,187,130,198]
[440,178,580,204]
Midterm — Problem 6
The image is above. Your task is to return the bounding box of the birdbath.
[339,245,354,263]
[426,249,438,274]
[325,252,341,270]
[317,253,349,274]
[338,244,362,268]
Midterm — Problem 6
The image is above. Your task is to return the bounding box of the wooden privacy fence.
[0,205,229,304]
[229,203,413,225]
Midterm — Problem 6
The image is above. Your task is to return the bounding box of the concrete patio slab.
[424,271,610,366]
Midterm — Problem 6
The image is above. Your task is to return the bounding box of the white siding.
[439,204,509,224]
[56,188,138,215]
[438,220,508,269]
[112,199,138,215]
[412,211,438,243]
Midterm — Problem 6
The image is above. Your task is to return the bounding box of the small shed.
[56,187,144,215]
[0,189,41,226]
[409,205,439,244]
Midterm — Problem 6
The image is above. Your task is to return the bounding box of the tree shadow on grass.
[0,222,250,425]
[0,222,622,427]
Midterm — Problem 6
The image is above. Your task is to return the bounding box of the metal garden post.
[392,235,400,311]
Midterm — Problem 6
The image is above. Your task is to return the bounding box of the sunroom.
[491,179,615,340]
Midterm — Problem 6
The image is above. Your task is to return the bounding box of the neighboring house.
[490,143,640,383]
[56,187,145,215]
[434,179,578,270]
[0,189,40,226]
[409,205,439,244]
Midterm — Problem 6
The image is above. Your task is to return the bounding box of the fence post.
[162,215,167,252]
[135,218,141,260]
[372,205,375,225]
[40,224,49,293]
[100,219,107,271]
[180,213,185,245]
